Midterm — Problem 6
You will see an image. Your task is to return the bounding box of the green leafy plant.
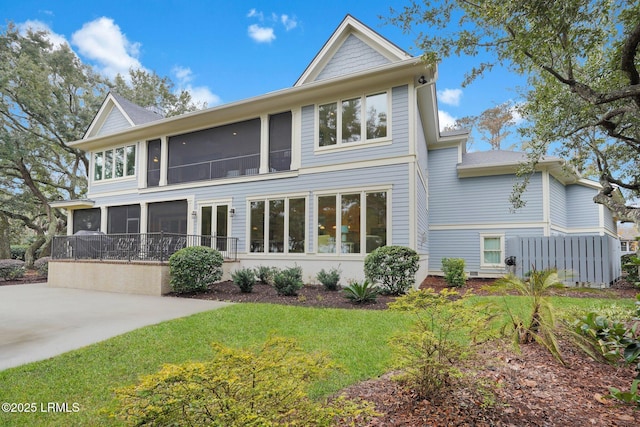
[317,266,341,291]
[0,259,26,280]
[608,379,640,406]
[112,336,379,426]
[364,246,419,295]
[231,267,257,293]
[254,265,277,285]
[441,257,466,287]
[487,267,566,363]
[272,265,304,296]
[622,254,640,287]
[168,246,223,294]
[343,280,379,304]
[388,288,497,400]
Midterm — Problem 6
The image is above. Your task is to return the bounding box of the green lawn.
[0,296,634,427]
[0,304,413,427]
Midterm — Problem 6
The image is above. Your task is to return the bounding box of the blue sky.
[2,0,527,151]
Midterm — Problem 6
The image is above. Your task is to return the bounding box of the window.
[250,197,306,254]
[317,190,387,254]
[318,92,388,148]
[480,234,504,268]
[93,144,136,181]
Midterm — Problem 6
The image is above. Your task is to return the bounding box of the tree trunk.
[0,214,10,259]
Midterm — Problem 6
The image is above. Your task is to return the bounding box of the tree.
[448,101,516,150]
[0,23,107,264]
[0,23,205,264]
[387,0,640,223]
[112,69,204,117]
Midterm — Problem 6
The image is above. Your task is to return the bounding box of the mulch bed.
[6,273,640,425]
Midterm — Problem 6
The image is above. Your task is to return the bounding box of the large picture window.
[318,91,388,148]
[93,145,136,181]
[316,190,387,254]
[250,197,306,254]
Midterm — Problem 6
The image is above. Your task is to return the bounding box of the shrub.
[622,254,640,286]
[231,267,256,293]
[168,246,223,294]
[441,257,466,287]
[0,259,26,280]
[112,336,379,426]
[10,245,27,261]
[343,280,378,304]
[255,265,277,285]
[317,266,341,291]
[487,268,566,363]
[272,266,304,296]
[34,257,51,276]
[364,246,419,295]
[388,288,497,400]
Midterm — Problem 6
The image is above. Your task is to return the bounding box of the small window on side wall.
[480,234,504,268]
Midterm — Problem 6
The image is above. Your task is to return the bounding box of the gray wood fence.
[506,235,621,287]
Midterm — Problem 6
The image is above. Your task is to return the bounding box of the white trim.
[260,114,269,174]
[429,222,547,230]
[291,107,302,170]
[300,155,413,175]
[479,233,505,269]
[542,170,551,236]
[409,160,417,249]
[159,136,168,187]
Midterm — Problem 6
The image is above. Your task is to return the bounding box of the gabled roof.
[83,92,163,139]
[295,14,413,86]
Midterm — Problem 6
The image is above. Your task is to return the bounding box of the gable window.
[316,190,387,254]
[480,234,504,268]
[318,92,388,148]
[93,144,136,181]
[249,196,307,254]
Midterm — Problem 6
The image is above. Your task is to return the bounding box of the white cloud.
[248,24,275,43]
[281,14,298,31]
[171,66,221,108]
[247,9,264,20]
[17,20,68,49]
[71,17,143,79]
[437,88,463,107]
[438,110,457,131]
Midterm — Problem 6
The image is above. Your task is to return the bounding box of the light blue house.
[50,15,618,293]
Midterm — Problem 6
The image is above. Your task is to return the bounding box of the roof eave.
[68,57,430,152]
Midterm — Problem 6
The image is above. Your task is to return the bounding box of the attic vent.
[469,271,478,277]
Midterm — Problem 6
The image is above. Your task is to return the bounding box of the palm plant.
[488,267,567,364]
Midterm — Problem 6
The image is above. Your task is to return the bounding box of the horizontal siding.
[88,163,412,253]
[97,108,131,136]
[315,34,390,81]
[416,170,428,254]
[566,185,599,228]
[300,85,409,168]
[549,176,567,228]
[428,227,544,275]
[428,146,543,225]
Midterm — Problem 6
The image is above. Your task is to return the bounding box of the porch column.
[160,136,168,186]
[140,203,148,233]
[100,206,108,233]
[259,114,269,174]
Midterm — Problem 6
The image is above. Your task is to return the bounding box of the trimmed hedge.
[169,246,223,294]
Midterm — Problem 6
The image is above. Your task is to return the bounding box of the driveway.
[0,283,230,371]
